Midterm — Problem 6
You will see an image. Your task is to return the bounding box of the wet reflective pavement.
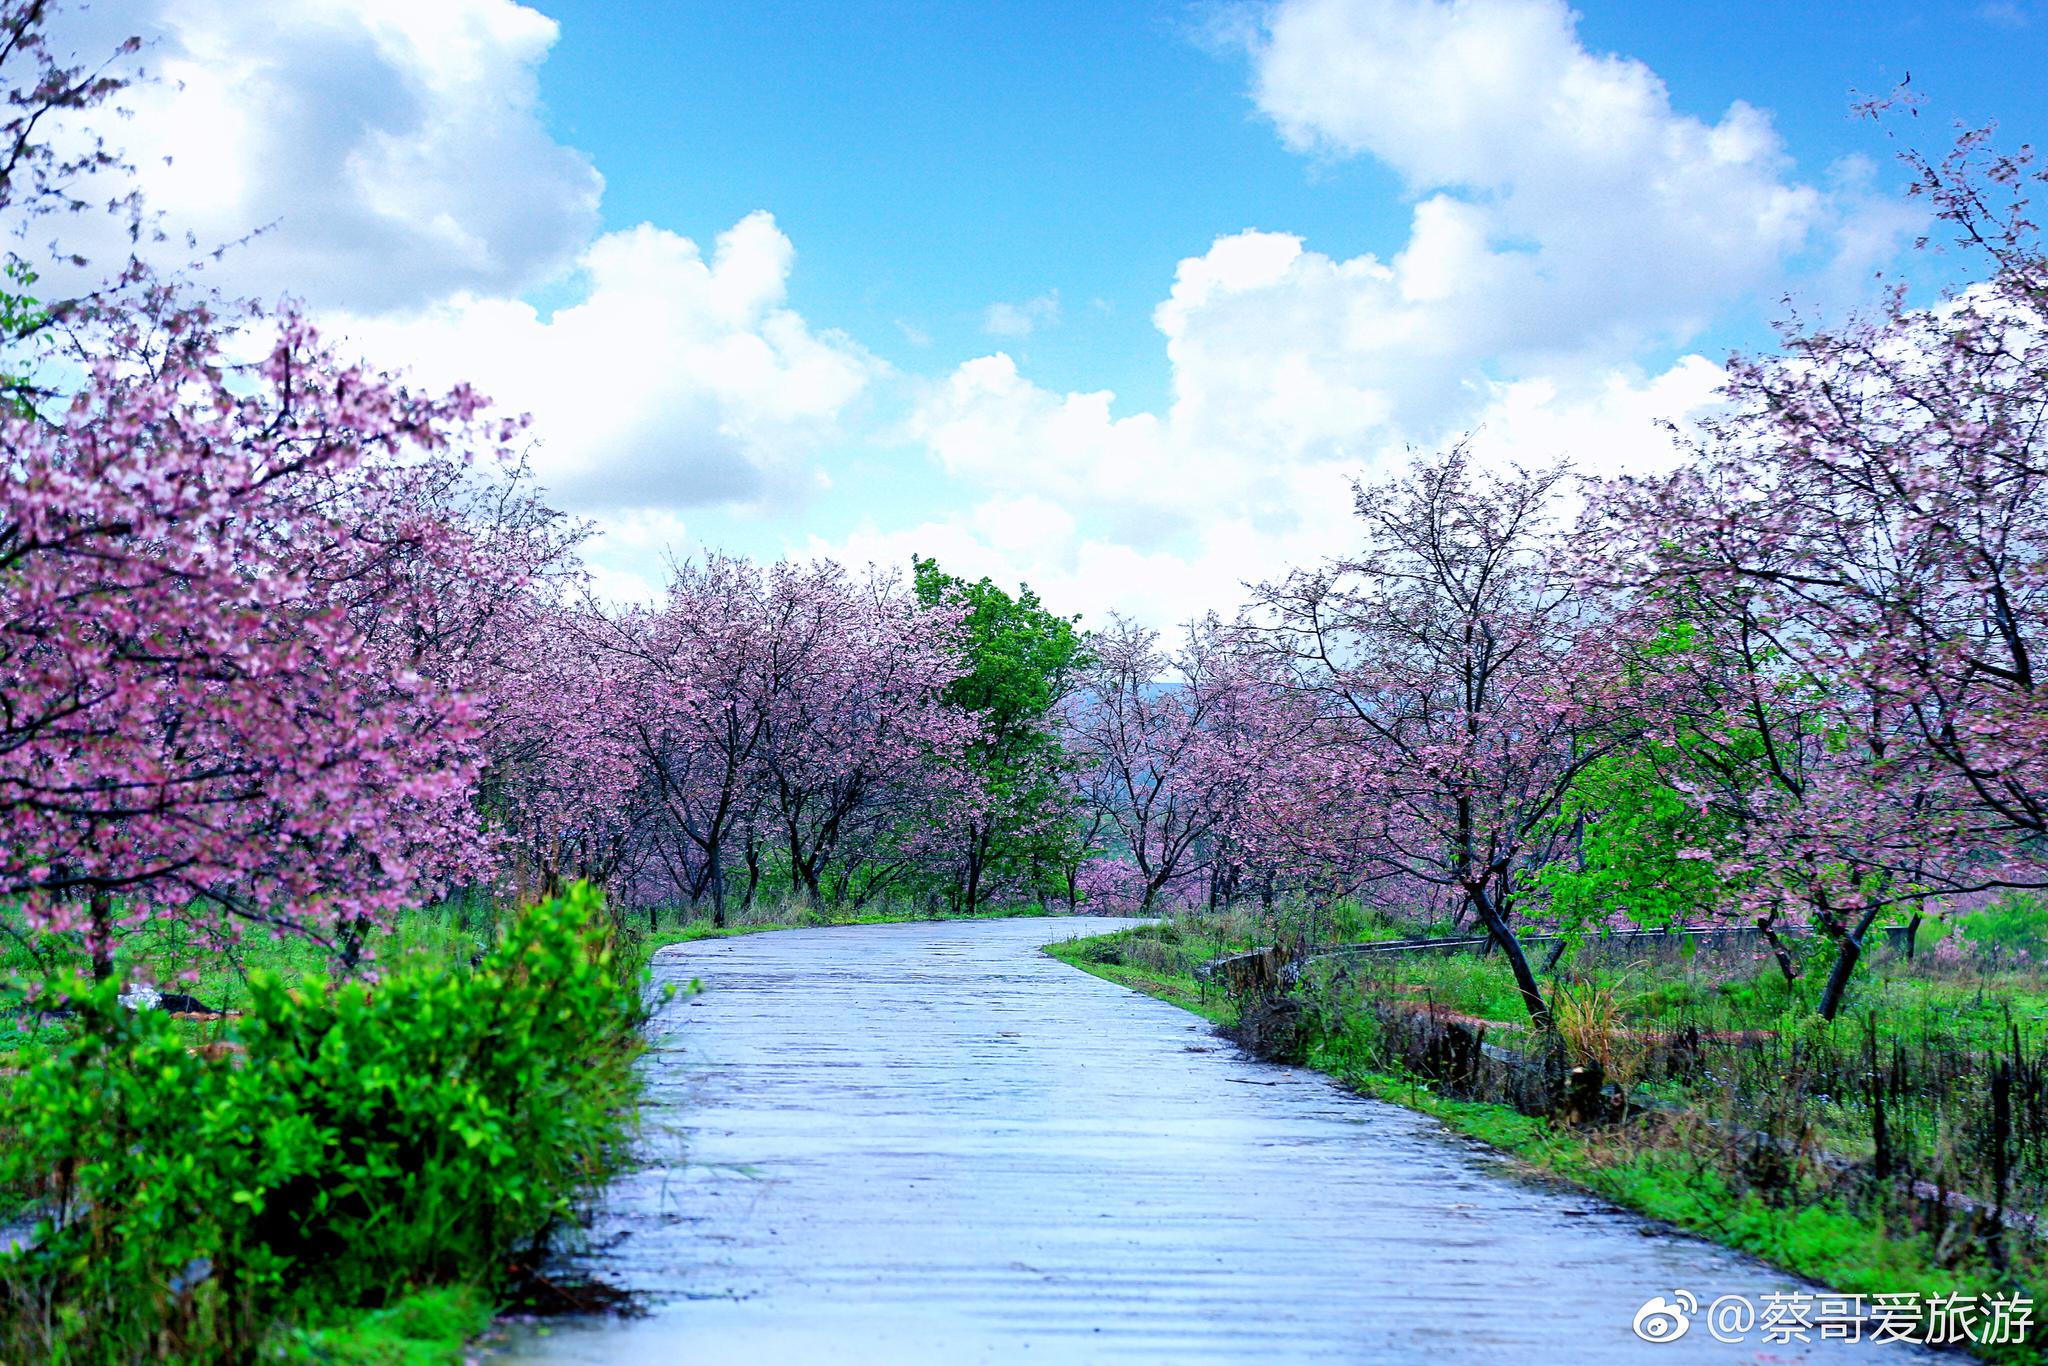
[503,917,1940,1364]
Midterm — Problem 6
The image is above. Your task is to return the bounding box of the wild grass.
[1551,971,1647,1088]
[268,1285,495,1366]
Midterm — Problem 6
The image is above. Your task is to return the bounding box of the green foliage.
[913,555,1086,725]
[1531,614,1767,938]
[1960,892,2048,956]
[0,885,647,1364]
[1310,898,1406,944]
[0,257,49,415]
[1535,744,1732,934]
[913,555,1090,906]
[268,1286,493,1366]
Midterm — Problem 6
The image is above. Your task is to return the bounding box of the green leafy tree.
[1533,608,1811,983]
[1535,741,1738,937]
[913,556,1088,911]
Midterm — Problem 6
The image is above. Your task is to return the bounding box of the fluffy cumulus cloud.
[1244,0,1827,350]
[881,349,1718,625]
[330,214,879,514]
[889,222,1733,620]
[865,0,1884,622]
[57,0,603,312]
[808,500,1305,633]
[40,1,876,540]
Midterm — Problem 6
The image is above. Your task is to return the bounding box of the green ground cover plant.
[0,886,647,1364]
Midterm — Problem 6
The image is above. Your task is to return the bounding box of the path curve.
[504,917,1941,1364]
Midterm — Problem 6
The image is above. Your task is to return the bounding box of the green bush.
[1961,891,2048,956]
[0,885,647,1364]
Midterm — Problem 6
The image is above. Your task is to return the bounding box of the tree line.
[3,2,2045,1029]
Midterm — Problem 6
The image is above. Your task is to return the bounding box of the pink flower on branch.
[0,316,538,958]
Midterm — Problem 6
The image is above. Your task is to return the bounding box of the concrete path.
[502,917,1945,1364]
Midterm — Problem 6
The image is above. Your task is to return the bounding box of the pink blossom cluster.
[0,315,548,957]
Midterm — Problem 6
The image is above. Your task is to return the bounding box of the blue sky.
[533,0,2038,398]
[77,0,2048,621]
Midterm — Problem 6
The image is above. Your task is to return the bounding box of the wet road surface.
[504,917,1942,1364]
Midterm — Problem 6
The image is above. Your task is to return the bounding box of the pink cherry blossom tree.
[0,315,516,968]
[750,560,979,907]
[570,556,982,921]
[1064,616,1243,912]
[482,601,650,904]
[1244,449,1641,1026]
[1587,118,2048,1016]
[587,554,780,926]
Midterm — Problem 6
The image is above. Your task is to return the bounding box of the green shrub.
[0,885,647,1364]
[1080,936,1125,966]
[1961,891,2048,956]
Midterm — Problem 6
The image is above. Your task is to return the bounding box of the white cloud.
[1456,355,1727,481]
[54,0,602,313]
[910,353,1175,533]
[855,0,1891,621]
[329,214,880,514]
[35,1,878,557]
[905,218,1727,540]
[867,347,1721,624]
[580,508,693,606]
[1239,0,1834,356]
[807,504,1284,630]
[982,290,1063,337]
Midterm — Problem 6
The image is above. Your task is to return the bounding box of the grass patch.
[271,1285,495,1366]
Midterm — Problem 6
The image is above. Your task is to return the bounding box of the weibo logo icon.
[1632,1290,1700,1343]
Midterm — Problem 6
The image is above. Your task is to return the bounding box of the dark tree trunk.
[338,915,373,975]
[709,850,728,929]
[88,890,114,984]
[1755,912,1801,986]
[1542,935,1570,973]
[962,827,987,915]
[1818,907,1882,1021]
[1468,879,1550,1028]
[742,834,762,909]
